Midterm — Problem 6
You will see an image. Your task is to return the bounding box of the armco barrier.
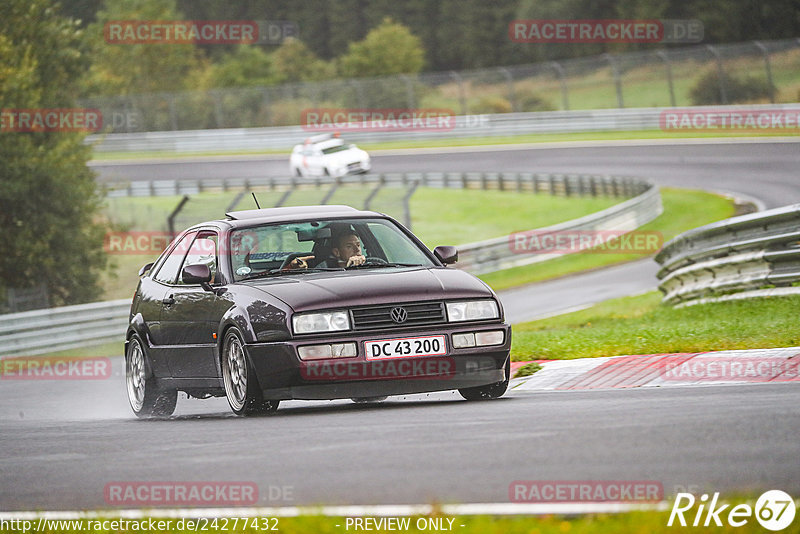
[2,174,659,355]
[459,182,661,274]
[655,203,800,307]
[87,104,800,154]
[0,299,130,357]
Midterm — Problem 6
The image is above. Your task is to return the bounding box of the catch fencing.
[80,38,800,134]
[1,173,659,355]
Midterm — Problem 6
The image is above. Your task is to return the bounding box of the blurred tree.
[84,0,205,96]
[338,18,425,77]
[0,0,108,307]
[272,37,335,83]
[211,45,277,87]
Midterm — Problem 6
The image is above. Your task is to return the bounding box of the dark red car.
[126,205,511,417]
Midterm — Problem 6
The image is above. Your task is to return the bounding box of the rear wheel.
[458,358,510,401]
[125,334,177,418]
[222,328,279,416]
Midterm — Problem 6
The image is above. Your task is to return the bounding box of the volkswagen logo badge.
[390,307,408,324]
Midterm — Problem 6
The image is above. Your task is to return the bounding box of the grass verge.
[480,188,737,291]
[511,292,800,361]
[15,510,776,533]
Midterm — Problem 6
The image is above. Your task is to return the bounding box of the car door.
[145,230,197,375]
[158,230,220,378]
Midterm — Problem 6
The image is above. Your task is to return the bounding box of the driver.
[329,230,365,267]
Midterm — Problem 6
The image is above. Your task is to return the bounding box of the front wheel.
[126,334,177,418]
[222,328,280,416]
[458,358,510,401]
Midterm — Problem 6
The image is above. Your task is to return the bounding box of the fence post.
[499,67,517,112]
[754,41,775,103]
[706,45,728,104]
[168,94,178,130]
[364,175,385,210]
[402,181,420,230]
[449,71,468,115]
[400,74,416,108]
[656,50,676,107]
[604,54,624,108]
[550,61,569,111]
[167,195,190,238]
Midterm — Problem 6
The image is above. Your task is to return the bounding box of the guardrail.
[0,299,130,357]
[106,170,649,198]
[87,103,800,154]
[459,181,661,274]
[3,173,659,355]
[655,204,800,307]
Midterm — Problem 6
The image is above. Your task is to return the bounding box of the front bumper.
[245,323,511,400]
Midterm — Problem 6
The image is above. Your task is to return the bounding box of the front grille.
[351,302,446,330]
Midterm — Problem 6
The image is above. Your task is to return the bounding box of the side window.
[179,232,218,285]
[153,231,196,285]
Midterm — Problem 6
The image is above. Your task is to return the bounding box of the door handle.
[162,295,175,306]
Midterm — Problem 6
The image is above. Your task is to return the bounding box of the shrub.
[690,69,775,105]
[470,95,512,114]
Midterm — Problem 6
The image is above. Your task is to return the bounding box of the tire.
[351,396,388,404]
[221,328,280,416]
[125,334,177,418]
[458,357,510,401]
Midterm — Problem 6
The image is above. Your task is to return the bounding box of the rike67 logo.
[668,490,796,531]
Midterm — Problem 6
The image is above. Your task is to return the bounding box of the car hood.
[246,267,495,312]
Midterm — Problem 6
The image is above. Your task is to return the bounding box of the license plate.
[365,335,447,359]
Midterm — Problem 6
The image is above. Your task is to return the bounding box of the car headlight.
[446,300,499,322]
[293,311,351,334]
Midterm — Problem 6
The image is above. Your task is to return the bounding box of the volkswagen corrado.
[126,205,511,417]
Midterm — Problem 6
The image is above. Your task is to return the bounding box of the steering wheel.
[279,252,315,271]
[364,256,388,265]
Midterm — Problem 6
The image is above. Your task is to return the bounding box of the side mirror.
[434,246,458,265]
[138,262,154,277]
[182,263,213,290]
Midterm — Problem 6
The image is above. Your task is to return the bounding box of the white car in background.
[290,133,371,178]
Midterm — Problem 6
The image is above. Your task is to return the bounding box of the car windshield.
[320,143,354,155]
[229,217,435,281]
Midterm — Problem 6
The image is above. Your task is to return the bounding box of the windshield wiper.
[239,267,343,281]
[346,262,424,269]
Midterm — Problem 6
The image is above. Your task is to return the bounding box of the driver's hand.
[346,255,366,267]
[287,255,315,270]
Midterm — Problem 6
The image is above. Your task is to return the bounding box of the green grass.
[36,341,124,359]
[479,188,737,291]
[100,187,616,299]
[13,510,776,534]
[90,128,798,161]
[511,292,800,361]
